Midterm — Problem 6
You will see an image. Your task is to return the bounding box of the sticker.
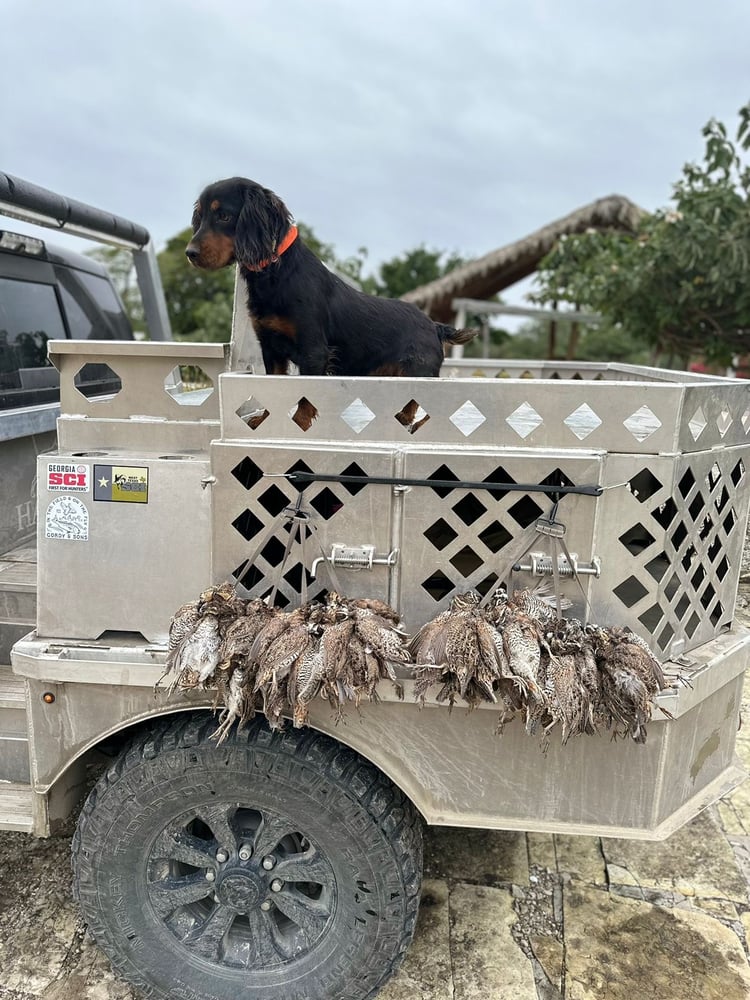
[94,465,149,504]
[47,462,90,492]
[45,496,89,540]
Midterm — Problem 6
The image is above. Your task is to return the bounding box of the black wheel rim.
[145,802,336,969]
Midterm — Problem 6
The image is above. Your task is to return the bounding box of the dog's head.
[185,177,292,270]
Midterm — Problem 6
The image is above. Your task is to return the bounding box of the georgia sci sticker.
[47,462,90,492]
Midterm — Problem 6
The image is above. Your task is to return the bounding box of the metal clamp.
[512,551,602,578]
[311,544,399,577]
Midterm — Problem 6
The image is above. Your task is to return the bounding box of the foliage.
[533,104,750,365]
[369,245,465,299]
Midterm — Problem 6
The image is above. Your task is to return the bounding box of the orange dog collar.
[243,225,298,271]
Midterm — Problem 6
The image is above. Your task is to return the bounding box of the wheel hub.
[215,868,265,912]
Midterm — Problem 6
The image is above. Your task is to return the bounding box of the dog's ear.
[234,184,292,268]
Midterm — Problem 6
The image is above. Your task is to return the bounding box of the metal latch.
[311,544,399,576]
[512,551,602,578]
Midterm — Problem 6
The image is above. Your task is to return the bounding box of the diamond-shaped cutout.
[644,552,669,581]
[483,467,516,500]
[260,535,288,567]
[421,570,455,602]
[685,611,701,637]
[675,594,690,619]
[341,398,375,434]
[678,468,696,498]
[638,604,663,632]
[449,545,483,577]
[309,487,342,520]
[716,556,730,580]
[629,469,663,503]
[688,407,707,441]
[395,399,430,434]
[283,562,316,592]
[232,508,264,541]
[236,395,269,429]
[658,622,675,648]
[716,408,733,438]
[284,459,314,493]
[289,396,318,431]
[424,518,459,551]
[664,573,680,600]
[671,521,688,549]
[258,484,290,518]
[165,365,214,407]
[651,498,678,529]
[508,496,543,528]
[478,521,513,553]
[450,400,486,437]
[339,462,369,495]
[688,492,705,521]
[232,562,264,590]
[476,572,499,597]
[452,494,487,525]
[619,523,656,555]
[731,459,746,486]
[231,456,264,490]
[613,576,649,608]
[74,363,122,402]
[506,401,543,439]
[623,405,662,442]
[427,464,460,498]
[564,403,602,440]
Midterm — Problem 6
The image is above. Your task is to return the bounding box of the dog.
[186,177,476,428]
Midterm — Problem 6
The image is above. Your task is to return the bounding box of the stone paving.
[4,612,750,998]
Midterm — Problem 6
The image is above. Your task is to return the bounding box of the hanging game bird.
[411,584,670,745]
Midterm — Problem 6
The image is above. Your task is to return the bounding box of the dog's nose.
[185,246,200,263]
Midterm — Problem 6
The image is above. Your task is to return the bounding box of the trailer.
[2,180,749,1000]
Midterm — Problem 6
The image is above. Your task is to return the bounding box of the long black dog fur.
[186,176,476,379]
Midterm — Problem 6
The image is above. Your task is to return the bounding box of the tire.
[72,714,423,1000]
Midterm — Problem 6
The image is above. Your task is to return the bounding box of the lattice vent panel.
[398,451,603,631]
[211,444,394,609]
[594,448,750,655]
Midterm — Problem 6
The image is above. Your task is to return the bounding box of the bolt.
[239,844,253,861]
[205,870,216,882]
[260,900,272,911]
[270,878,284,893]
[261,855,276,871]
[216,849,229,863]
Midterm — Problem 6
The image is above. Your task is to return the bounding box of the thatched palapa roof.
[401,194,644,322]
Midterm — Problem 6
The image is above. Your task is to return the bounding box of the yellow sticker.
[94,465,149,504]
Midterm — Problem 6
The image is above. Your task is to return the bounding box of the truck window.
[0,276,64,410]
[55,267,132,341]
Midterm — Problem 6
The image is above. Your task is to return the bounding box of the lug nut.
[205,870,216,882]
[216,849,229,863]
[261,855,276,871]
[239,844,253,861]
[260,900,272,911]
[270,878,284,893]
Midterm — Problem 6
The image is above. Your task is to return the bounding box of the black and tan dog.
[186,177,476,396]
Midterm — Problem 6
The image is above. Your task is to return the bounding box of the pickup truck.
[1,175,748,1000]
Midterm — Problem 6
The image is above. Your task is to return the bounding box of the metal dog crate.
[38,343,750,664]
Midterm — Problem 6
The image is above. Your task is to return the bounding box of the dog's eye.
[217,212,233,223]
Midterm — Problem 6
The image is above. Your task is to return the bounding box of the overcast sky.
[2,0,748,298]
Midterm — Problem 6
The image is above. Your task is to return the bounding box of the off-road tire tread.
[72,714,422,1000]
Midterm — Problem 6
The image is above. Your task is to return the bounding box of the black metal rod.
[284,471,603,497]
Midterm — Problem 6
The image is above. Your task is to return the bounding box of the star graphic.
[98,477,109,488]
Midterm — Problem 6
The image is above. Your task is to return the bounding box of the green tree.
[370,245,465,298]
[534,104,750,366]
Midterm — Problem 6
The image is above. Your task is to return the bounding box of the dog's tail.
[436,323,479,346]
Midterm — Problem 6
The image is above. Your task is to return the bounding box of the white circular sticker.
[45,496,89,541]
